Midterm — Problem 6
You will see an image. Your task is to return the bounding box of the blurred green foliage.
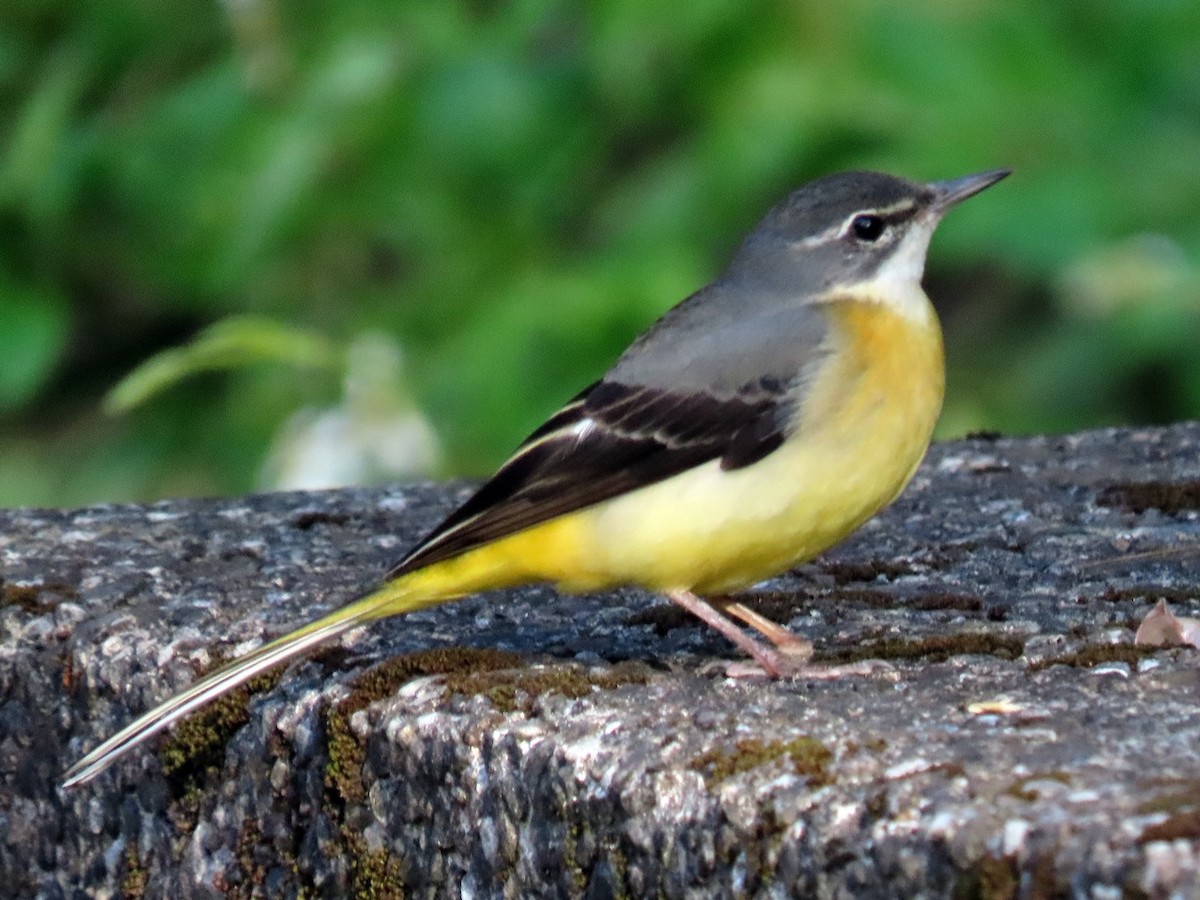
[1,0,1198,507]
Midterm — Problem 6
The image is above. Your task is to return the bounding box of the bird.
[63,167,1009,787]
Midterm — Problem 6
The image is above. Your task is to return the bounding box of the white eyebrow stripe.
[794,198,920,249]
[833,199,918,238]
[869,198,918,218]
[795,222,845,249]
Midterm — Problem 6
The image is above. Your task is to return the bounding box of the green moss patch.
[955,854,1017,900]
[1088,585,1198,605]
[325,646,523,803]
[443,660,649,715]
[345,831,406,900]
[1135,777,1200,816]
[158,666,285,782]
[1027,642,1156,672]
[688,735,833,789]
[819,558,919,584]
[1139,811,1200,843]
[817,632,1025,666]
[120,840,148,900]
[1,577,77,612]
[322,649,526,895]
[1005,771,1071,801]
[230,817,310,899]
[1097,480,1200,515]
[158,660,285,825]
[906,592,985,612]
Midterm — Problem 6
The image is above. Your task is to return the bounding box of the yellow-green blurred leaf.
[0,276,69,412]
[104,316,338,414]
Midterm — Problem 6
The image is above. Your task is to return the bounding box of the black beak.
[927,168,1012,213]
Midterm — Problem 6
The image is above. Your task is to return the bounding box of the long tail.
[62,575,441,788]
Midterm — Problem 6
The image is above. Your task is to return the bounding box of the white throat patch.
[843,214,940,325]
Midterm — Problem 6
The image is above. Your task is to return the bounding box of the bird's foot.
[664,590,896,681]
[723,656,896,680]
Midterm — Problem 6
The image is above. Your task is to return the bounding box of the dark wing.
[386,375,791,578]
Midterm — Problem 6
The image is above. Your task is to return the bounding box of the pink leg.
[722,602,814,659]
[664,589,791,677]
[665,590,893,680]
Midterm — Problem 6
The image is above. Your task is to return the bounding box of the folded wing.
[388,374,793,577]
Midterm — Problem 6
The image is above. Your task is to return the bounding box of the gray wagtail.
[64,167,1009,787]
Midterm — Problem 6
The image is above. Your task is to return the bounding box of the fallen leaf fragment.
[1135,599,1200,649]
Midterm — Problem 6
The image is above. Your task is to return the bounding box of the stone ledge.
[3,424,1200,897]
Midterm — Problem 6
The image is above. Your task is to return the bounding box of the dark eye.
[851,214,885,242]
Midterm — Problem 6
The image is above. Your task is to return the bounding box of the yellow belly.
[406,295,943,600]
[579,297,943,593]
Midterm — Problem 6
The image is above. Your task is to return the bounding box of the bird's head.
[727,168,1010,313]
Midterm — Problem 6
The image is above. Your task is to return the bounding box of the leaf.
[0,276,69,412]
[104,315,338,414]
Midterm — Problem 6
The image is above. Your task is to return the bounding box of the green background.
[2,0,1198,507]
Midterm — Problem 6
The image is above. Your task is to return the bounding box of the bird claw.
[722,656,897,681]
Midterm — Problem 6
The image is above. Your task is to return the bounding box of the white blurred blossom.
[262,332,441,490]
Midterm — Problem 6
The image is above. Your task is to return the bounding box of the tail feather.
[62,578,427,788]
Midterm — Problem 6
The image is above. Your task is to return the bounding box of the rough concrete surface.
[3,423,1200,898]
